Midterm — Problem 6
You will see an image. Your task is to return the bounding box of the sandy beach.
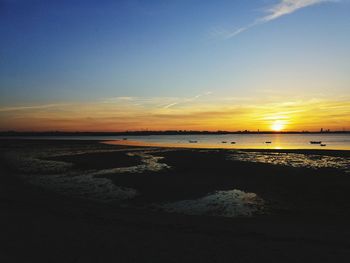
[1,139,350,262]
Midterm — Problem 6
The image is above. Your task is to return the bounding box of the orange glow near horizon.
[0,97,349,132]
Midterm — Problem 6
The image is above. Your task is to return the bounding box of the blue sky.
[0,0,349,131]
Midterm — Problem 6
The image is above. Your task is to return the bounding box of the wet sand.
[1,139,350,262]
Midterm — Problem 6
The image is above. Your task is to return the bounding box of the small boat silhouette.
[321,144,326,147]
[189,140,198,143]
[265,141,272,144]
[222,141,227,143]
[310,141,322,144]
[231,142,236,144]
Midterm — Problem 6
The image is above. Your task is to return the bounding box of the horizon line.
[1,130,349,135]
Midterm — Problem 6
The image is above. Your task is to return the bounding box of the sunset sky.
[1,0,350,131]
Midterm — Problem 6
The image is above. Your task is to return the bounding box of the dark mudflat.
[46,151,142,170]
[1,139,350,263]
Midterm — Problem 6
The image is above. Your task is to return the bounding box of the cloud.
[162,91,212,109]
[262,0,336,21]
[0,103,67,112]
[216,0,337,39]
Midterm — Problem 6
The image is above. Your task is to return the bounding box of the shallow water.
[230,151,350,173]
[103,134,350,150]
[4,147,170,202]
[5,133,350,150]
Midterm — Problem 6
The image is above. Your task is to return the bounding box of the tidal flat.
[1,139,350,262]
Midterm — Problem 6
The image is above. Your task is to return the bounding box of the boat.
[310,141,322,144]
[320,144,326,147]
[189,140,198,143]
[231,142,236,144]
[222,141,227,143]
[265,141,272,144]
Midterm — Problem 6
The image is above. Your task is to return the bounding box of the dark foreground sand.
[1,139,350,262]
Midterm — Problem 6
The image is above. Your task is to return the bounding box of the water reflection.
[155,189,264,217]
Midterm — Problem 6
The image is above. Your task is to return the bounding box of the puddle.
[154,189,264,217]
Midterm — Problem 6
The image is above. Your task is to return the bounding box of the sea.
[5,133,350,150]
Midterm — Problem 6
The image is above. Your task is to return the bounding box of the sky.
[0,0,349,131]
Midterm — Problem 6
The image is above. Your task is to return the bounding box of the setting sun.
[271,120,286,132]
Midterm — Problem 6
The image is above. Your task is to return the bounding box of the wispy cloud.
[263,0,338,21]
[161,91,212,109]
[0,103,67,112]
[214,0,337,39]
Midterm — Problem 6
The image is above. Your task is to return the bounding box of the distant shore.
[1,130,350,137]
